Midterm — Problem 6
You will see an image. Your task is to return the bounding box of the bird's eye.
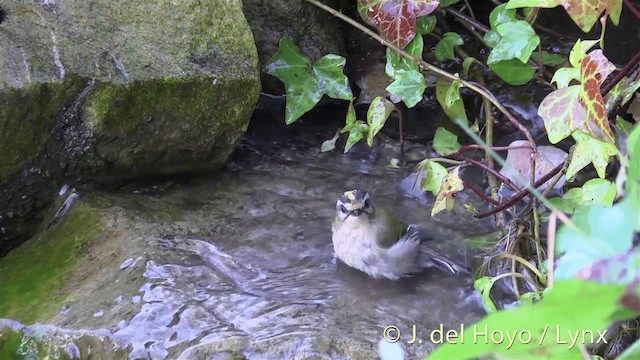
[340,205,348,213]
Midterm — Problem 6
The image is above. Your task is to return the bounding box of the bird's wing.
[374,209,411,248]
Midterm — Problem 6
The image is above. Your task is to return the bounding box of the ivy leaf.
[489,3,518,28]
[539,49,616,144]
[605,77,640,113]
[265,38,353,124]
[474,277,498,313]
[436,78,469,126]
[321,130,340,152]
[489,59,536,86]
[580,178,617,206]
[313,55,353,101]
[506,0,624,33]
[541,51,567,66]
[487,21,540,65]
[483,30,501,48]
[435,32,463,61]
[431,166,463,216]
[385,34,424,78]
[433,127,461,155]
[428,280,635,360]
[357,0,440,48]
[419,160,448,195]
[366,97,395,145]
[416,15,437,35]
[555,196,638,280]
[438,0,461,7]
[462,57,481,76]
[341,99,358,133]
[344,121,370,153]
[566,131,617,179]
[386,69,427,108]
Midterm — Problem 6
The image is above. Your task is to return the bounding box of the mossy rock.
[0,0,260,254]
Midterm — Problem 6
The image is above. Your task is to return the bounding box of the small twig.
[303,0,538,152]
[458,144,533,152]
[547,209,558,288]
[429,157,464,165]
[476,162,564,218]
[450,154,521,192]
[602,50,640,96]
[462,0,476,20]
[396,107,404,156]
[464,180,501,205]
[624,0,640,20]
[530,150,543,267]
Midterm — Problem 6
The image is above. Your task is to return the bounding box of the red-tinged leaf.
[539,49,615,144]
[357,0,440,48]
[507,0,623,33]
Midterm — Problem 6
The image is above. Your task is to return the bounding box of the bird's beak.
[348,202,365,217]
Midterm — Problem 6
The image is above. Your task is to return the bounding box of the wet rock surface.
[0,0,260,254]
[0,112,493,359]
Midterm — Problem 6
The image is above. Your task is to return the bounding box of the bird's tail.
[418,246,471,275]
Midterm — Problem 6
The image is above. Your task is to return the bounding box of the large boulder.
[0,0,260,254]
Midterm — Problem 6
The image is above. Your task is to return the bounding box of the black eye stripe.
[340,205,348,213]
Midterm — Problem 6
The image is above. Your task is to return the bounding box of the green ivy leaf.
[555,197,639,280]
[551,67,580,88]
[483,30,501,48]
[313,55,353,101]
[344,121,369,153]
[489,59,536,86]
[436,78,469,126]
[580,178,616,206]
[366,97,395,145]
[548,187,584,214]
[386,69,427,108]
[627,124,640,196]
[419,160,448,195]
[265,38,353,124]
[341,99,357,133]
[489,3,518,28]
[488,21,540,65]
[474,277,498,313]
[462,57,481,76]
[433,127,462,155]
[416,15,437,35]
[438,0,461,7]
[541,51,567,66]
[435,32,463,61]
[566,131,617,179]
[385,34,424,78]
[428,280,635,360]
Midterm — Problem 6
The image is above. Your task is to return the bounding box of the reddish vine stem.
[624,0,640,20]
[476,162,564,219]
[449,154,521,192]
[602,49,640,96]
[463,181,501,205]
[458,144,532,152]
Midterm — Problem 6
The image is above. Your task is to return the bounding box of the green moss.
[82,76,259,172]
[0,77,85,177]
[0,203,103,324]
[0,328,22,360]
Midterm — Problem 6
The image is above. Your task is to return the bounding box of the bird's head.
[335,189,375,222]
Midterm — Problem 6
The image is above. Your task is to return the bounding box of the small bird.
[331,189,470,280]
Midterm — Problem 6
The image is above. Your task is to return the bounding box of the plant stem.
[464,181,501,205]
[496,253,546,285]
[459,144,532,152]
[624,0,640,19]
[476,162,564,218]
[303,0,538,151]
[429,157,464,165]
[450,154,521,192]
[602,49,640,96]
